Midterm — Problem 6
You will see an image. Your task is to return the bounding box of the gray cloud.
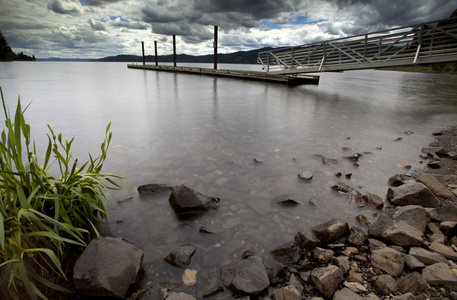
[83,0,125,7]
[89,18,107,31]
[47,0,84,14]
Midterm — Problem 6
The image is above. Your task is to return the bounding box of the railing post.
[414,25,424,64]
[363,34,368,62]
[319,43,326,71]
[267,52,270,72]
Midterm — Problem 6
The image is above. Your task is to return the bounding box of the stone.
[164,244,196,267]
[427,204,457,222]
[409,247,448,265]
[390,293,416,300]
[416,174,457,202]
[397,161,411,169]
[388,174,410,187]
[427,161,441,169]
[392,205,427,233]
[356,214,370,227]
[368,211,395,239]
[220,255,270,295]
[295,232,323,249]
[311,265,343,298]
[422,262,457,290]
[273,285,301,300]
[343,281,367,293]
[397,272,429,294]
[364,193,384,209]
[182,269,197,286]
[271,241,301,266]
[332,288,364,300]
[347,271,363,284]
[298,171,313,180]
[429,241,457,260]
[371,247,405,276]
[163,291,196,300]
[348,227,366,246]
[168,184,220,214]
[203,279,224,298]
[272,195,300,206]
[404,254,425,271]
[371,274,398,295]
[365,293,381,300]
[138,183,172,195]
[387,182,440,207]
[440,221,457,237]
[422,146,444,154]
[334,256,350,274]
[288,274,304,294]
[312,247,334,264]
[312,219,350,243]
[73,237,144,299]
[368,238,386,251]
[381,221,424,247]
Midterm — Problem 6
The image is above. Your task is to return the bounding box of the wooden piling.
[154,41,158,66]
[141,41,145,66]
[214,26,218,70]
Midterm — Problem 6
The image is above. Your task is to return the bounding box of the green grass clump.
[0,87,128,299]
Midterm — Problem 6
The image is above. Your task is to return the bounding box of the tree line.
[0,30,35,61]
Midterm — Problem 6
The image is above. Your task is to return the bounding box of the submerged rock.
[138,183,172,196]
[164,244,196,267]
[169,185,220,214]
[312,219,350,243]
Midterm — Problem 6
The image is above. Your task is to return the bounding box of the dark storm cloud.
[47,0,83,14]
[83,0,125,7]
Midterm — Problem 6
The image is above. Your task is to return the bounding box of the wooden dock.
[127,64,319,85]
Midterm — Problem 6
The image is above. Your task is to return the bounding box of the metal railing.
[257,16,457,74]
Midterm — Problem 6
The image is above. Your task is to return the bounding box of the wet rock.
[416,174,457,202]
[333,288,364,300]
[271,241,301,265]
[311,265,344,298]
[381,221,424,247]
[368,209,396,239]
[298,170,313,180]
[371,247,405,276]
[409,247,448,265]
[138,183,172,196]
[169,185,220,214]
[364,193,384,209]
[220,255,270,295]
[388,174,410,187]
[428,241,457,260]
[397,272,429,294]
[404,254,425,271]
[427,161,441,169]
[182,269,197,286]
[273,285,301,300]
[397,161,411,168]
[368,238,387,251]
[356,214,370,227]
[253,157,263,164]
[288,273,304,294]
[203,279,224,298]
[295,232,323,249]
[348,227,367,246]
[391,293,416,300]
[387,182,440,207]
[164,244,196,267]
[344,153,363,162]
[73,237,144,299]
[372,274,398,295]
[321,156,338,165]
[422,262,457,290]
[163,291,196,300]
[312,219,350,243]
[392,205,427,233]
[309,198,319,207]
[312,247,334,264]
[272,195,300,206]
[422,147,445,154]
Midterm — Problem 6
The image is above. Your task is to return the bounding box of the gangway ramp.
[257,16,457,74]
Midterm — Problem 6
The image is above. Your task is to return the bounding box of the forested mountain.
[0,30,35,61]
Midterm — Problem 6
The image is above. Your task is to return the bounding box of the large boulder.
[312,219,350,243]
[416,174,457,202]
[392,205,428,233]
[220,255,270,295]
[371,247,405,277]
[381,221,424,247]
[409,247,448,265]
[428,241,457,260]
[371,274,398,295]
[387,182,440,207]
[73,237,144,299]
[311,265,343,298]
[397,272,429,294]
[164,244,196,267]
[169,185,220,214]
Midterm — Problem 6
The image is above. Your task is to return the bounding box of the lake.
[1,61,457,296]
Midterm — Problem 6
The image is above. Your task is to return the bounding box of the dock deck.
[127,64,319,85]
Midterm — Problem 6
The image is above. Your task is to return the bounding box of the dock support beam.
[141,41,145,66]
[214,26,218,70]
[173,35,177,67]
[154,41,158,66]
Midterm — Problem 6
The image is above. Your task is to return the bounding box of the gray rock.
[427,204,457,222]
[371,274,398,295]
[368,210,395,239]
[387,182,440,207]
[388,174,410,187]
[422,262,457,290]
[343,281,367,293]
[332,287,364,300]
[311,265,344,298]
[348,227,366,246]
[169,184,220,214]
[392,205,427,233]
[220,255,270,295]
[272,195,300,206]
[409,247,448,265]
[390,293,416,300]
[138,183,172,195]
[163,291,196,300]
[312,247,335,264]
[397,272,429,294]
[295,232,323,249]
[334,256,350,274]
[288,274,304,294]
[273,285,301,300]
[440,221,457,237]
[416,174,457,202]
[73,237,144,299]
[404,254,425,271]
[428,241,457,260]
[271,241,301,266]
[371,247,405,277]
[312,219,350,243]
[298,171,313,180]
[422,146,444,154]
[381,221,424,247]
[164,244,196,267]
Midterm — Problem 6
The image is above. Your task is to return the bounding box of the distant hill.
[0,30,35,61]
[95,47,274,64]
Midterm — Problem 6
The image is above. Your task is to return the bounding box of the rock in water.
[220,255,270,295]
[298,171,313,180]
[312,219,350,243]
[164,244,196,267]
[169,184,220,214]
[138,183,172,195]
[73,237,144,299]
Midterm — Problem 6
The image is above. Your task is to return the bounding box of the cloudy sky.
[1,0,456,59]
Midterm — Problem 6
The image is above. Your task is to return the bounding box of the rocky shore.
[71,126,457,300]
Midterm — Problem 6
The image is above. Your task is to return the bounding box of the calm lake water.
[1,62,457,296]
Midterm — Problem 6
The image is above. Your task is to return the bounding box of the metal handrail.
[258,16,457,74]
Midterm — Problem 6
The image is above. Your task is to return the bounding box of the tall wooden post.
[154,41,158,66]
[141,41,145,65]
[173,35,177,67]
[214,26,218,70]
